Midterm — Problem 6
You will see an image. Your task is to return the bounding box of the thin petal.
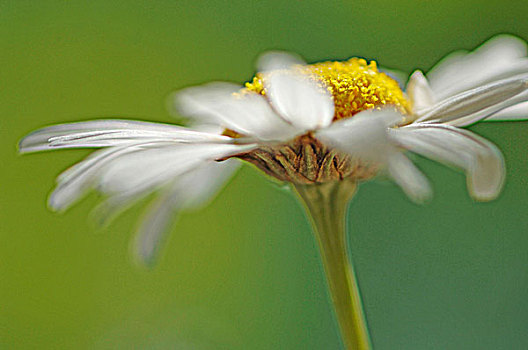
[447,90,528,127]
[90,191,140,227]
[175,83,300,141]
[98,143,253,196]
[177,158,241,210]
[427,35,528,100]
[19,119,230,153]
[390,124,505,201]
[50,141,252,211]
[484,101,528,121]
[133,190,180,267]
[415,76,528,125]
[387,153,432,203]
[50,141,166,211]
[133,159,240,266]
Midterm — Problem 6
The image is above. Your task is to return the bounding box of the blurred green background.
[2,1,528,349]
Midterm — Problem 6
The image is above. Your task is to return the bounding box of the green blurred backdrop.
[1,1,528,349]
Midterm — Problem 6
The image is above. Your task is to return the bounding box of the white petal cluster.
[395,35,528,200]
[19,35,528,264]
[19,120,254,264]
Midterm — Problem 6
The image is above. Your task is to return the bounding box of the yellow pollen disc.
[245,58,411,120]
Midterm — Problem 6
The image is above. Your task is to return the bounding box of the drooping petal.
[50,141,167,211]
[90,191,140,227]
[132,159,240,266]
[387,152,432,203]
[427,35,528,100]
[406,70,435,113]
[175,82,300,141]
[390,124,505,201]
[132,191,179,266]
[50,141,253,211]
[18,119,230,153]
[414,76,528,125]
[175,158,241,210]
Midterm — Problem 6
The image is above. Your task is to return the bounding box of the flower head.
[19,35,528,264]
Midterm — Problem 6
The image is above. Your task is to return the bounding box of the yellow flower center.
[245,58,410,120]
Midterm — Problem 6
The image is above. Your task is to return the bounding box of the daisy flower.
[19,35,528,350]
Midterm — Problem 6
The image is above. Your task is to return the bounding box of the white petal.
[426,49,467,96]
[315,108,403,163]
[98,143,253,196]
[258,50,334,131]
[133,159,240,266]
[266,70,335,130]
[90,191,140,227]
[50,141,252,211]
[133,191,180,266]
[447,90,528,127]
[484,101,528,121]
[173,82,239,124]
[415,76,528,125]
[387,153,432,203]
[390,124,505,201]
[97,146,202,194]
[406,70,435,113]
[19,119,229,153]
[427,35,528,100]
[176,158,241,210]
[50,141,164,211]
[175,83,300,141]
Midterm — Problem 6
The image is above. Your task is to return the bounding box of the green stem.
[294,179,372,350]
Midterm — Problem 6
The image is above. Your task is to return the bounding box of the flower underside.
[235,58,410,184]
[237,133,379,184]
